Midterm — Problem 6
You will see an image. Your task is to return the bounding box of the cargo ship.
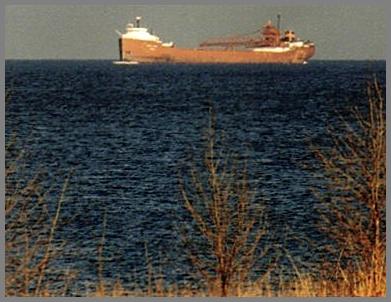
[115,16,315,64]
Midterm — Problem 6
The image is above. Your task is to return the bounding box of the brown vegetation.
[178,107,271,296]
[5,144,74,296]
[311,77,386,296]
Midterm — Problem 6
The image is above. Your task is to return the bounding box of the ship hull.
[119,39,315,64]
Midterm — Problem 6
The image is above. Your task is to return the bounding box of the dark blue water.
[5,60,386,293]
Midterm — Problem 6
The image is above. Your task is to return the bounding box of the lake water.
[5,60,386,294]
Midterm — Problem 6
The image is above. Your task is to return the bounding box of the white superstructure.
[117,16,162,42]
[252,47,291,53]
[121,25,161,42]
[252,41,309,53]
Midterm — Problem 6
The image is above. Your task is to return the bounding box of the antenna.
[136,16,142,28]
[115,30,122,36]
[277,13,281,32]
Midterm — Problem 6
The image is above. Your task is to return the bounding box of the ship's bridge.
[122,24,161,42]
[120,17,161,42]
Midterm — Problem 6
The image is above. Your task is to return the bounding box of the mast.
[277,13,281,32]
[136,16,141,28]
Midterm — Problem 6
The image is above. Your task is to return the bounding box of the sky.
[5,4,386,60]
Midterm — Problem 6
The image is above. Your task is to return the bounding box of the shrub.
[179,107,270,296]
[311,78,386,296]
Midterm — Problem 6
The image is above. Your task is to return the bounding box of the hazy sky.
[5,4,386,60]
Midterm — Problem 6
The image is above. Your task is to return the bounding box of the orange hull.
[119,39,315,64]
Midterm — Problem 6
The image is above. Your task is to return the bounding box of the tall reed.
[5,90,75,296]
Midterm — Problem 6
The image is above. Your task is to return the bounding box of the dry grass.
[91,240,202,297]
[273,264,386,297]
[5,155,74,296]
